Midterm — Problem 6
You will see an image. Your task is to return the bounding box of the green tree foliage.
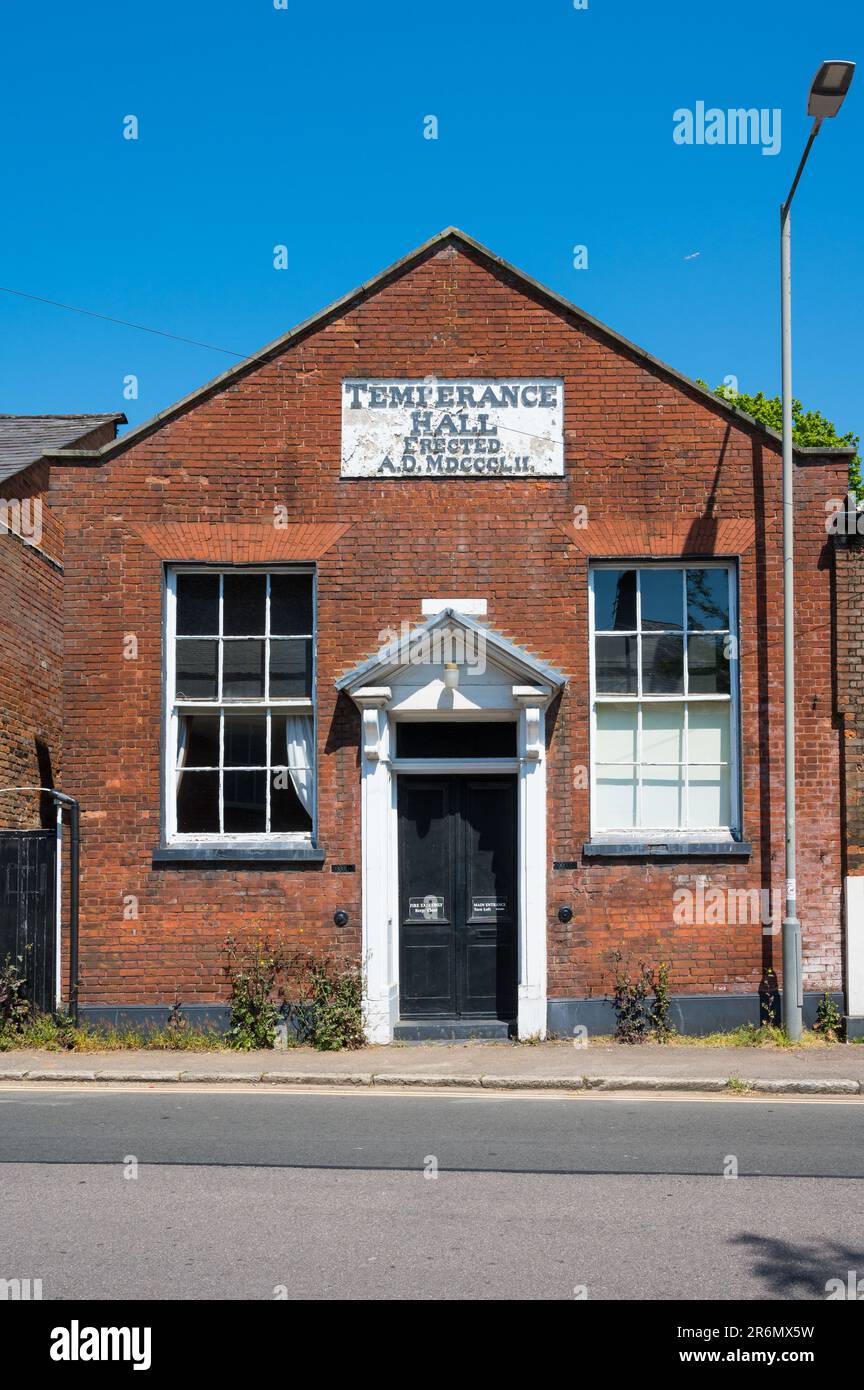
[698,381,862,498]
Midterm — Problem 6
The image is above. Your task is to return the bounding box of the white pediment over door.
[335,607,566,716]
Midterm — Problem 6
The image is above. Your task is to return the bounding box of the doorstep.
[393,1019,517,1042]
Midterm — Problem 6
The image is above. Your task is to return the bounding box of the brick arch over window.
[559,517,756,557]
[131,522,352,564]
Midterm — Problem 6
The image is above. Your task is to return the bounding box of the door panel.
[398,776,516,1020]
[398,780,454,1015]
[461,779,517,1016]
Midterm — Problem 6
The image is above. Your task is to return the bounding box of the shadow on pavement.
[730,1232,864,1299]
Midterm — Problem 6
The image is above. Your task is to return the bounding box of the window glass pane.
[640,569,683,631]
[594,570,636,630]
[596,767,637,828]
[175,640,218,699]
[179,714,219,768]
[224,714,267,767]
[688,765,730,828]
[642,633,684,693]
[396,722,516,758]
[271,713,313,765]
[687,634,730,694]
[270,638,312,698]
[223,574,266,636]
[642,705,684,763]
[271,574,313,635]
[223,639,264,698]
[595,705,637,764]
[271,771,314,832]
[687,569,729,631]
[177,769,219,833]
[688,703,730,763]
[641,766,683,828]
[176,574,219,636]
[223,769,267,833]
[595,635,637,694]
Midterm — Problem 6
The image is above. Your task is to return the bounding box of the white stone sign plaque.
[341,378,564,478]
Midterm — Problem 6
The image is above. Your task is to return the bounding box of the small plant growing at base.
[814,991,843,1041]
[224,936,285,1050]
[726,1075,753,1094]
[650,961,675,1042]
[222,938,364,1051]
[0,952,32,1036]
[610,951,652,1044]
[164,993,193,1048]
[609,951,676,1044]
[285,951,365,1052]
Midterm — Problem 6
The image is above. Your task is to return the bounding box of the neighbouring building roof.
[0,414,125,484]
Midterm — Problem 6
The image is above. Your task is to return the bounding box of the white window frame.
[163,565,316,846]
[588,560,741,840]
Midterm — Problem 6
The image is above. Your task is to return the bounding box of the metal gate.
[0,830,56,1014]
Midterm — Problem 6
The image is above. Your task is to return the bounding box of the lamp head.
[807,60,855,117]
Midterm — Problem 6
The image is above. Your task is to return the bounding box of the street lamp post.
[779,60,855,1040]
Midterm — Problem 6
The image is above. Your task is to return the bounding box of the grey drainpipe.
[51,792,80,1024]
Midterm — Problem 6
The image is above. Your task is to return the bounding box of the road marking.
[0,1081,861,1105]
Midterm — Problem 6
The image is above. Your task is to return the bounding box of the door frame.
[396,771,519,1022]
[355,708,549,1043]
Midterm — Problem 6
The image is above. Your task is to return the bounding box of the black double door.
[398,776,517,1020]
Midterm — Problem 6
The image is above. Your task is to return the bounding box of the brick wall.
[0,420,117,830]
[49,242,848,1007]
[0,461,63,829]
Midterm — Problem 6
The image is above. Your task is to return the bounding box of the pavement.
[1,1038,863,1094]
[1,1089,863,1299]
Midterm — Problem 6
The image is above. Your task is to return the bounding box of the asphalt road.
[1,1087,862,1299]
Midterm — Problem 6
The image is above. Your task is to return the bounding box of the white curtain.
[176,716,189,789]
[285,715,314,814]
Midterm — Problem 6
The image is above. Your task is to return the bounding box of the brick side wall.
[49,244,848,1007]
[0,423,119,831]
[0,460,63,828]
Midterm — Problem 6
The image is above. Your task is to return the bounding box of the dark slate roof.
[0,414,125,483]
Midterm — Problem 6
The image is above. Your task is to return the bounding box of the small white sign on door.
[408,895,445,921]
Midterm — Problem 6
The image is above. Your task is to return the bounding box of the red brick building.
[41,230,859,1039]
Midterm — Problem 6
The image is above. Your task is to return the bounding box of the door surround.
[336,609,566,1044]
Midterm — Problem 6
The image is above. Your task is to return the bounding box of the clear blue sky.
[1,0,861,444]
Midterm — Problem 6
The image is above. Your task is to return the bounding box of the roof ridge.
[0,412,124,421]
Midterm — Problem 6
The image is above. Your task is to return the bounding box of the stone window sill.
[152,844,325,866]
[582,839,752,859]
